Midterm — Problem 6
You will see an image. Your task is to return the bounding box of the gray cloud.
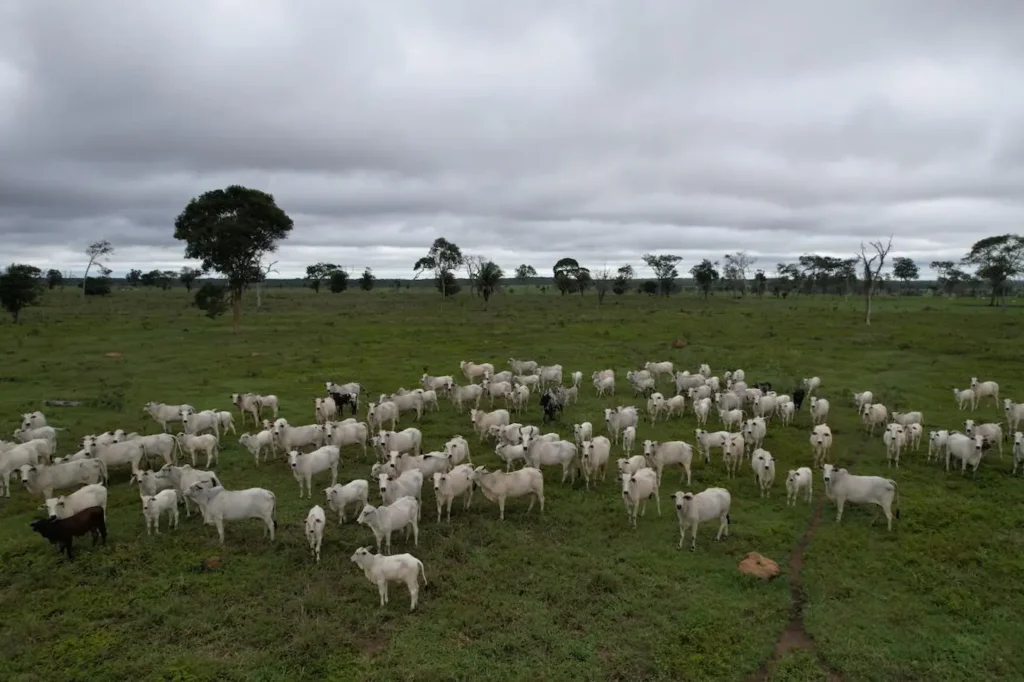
[3,0,1024,278]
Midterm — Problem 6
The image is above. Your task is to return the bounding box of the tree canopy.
[329,270,349,293]
[82,240,114,298]
[553,257,588,295]
[962,234,1024,306]
[46,269,64,290]
[690,259,720,298]
[0,264,44,322]
[514,264,537,283]
[414,237,464,298]
[173,185,294,331]
[359,268,375,291]
[179,267,202,293]
[891,257,919,292]
[475,261,503,306]
[612,264,634,295]
[305,262,339,293]
[642,254,681,296]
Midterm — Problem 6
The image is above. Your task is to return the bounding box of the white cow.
[443,436,472,467]
[718,408,744,432]
[604,406,639,444]
[722,433,745,478]
[593,375,616,397]
[673,488,731,550]
[268,419,317,452]
[488,423,525,446]
[388,390,425,422]
[647,393,667,423]
[161,465,221,519]
[20,411,47,430]
[861,403,889,435]
[524,436,578,484]
[891,411,923,427]
[642,439,693,486]
[324,480,369,524]
[45,484,108,520]
[323,421,369,456]
[751,449,775,497]
[777,401,796,426]
[350,546,427,611]
[382,428,423,457]
[143,402,193,433]
[140,488,179,534]
[378,470,424,510]
[753,394,778,421]
[184,480,277,544]
[954,388,977,411]
[508,358,539,374]
[571,371,583,389]
[289,446,340,498]
[84,437,146,477]
[644,361,674,380]
[616,455,647,476]
[470,408,511,443]
[809,397,830,425]
[367,401,400,431]
[537,365,563,389]
[19,460,107,499]
[945,433,986,474]
[927,429,950,462]
[460,361,495,383]
[176,433,219,468]
[432,465,475,522]
[741,418,767,452]
[314,397,337,424]
[305,505,326,563]
[853,391,874,410]
[180,409,220,439]
[470,466,545,520]
[883,424,907,468]
[1003,399,1024,433]
[904,423,923,452]
[970,377,1000,408]
[387,451,449,479]
[621,426,637,455]
[131,468,175,497]
[694,429,730,463]
[573,422,593,446]
[693,398,712,427]
[620,468,660,528]
[357,496,420,555]
[451,384,485,414]
[239,430,277,465]
[420,373,455,395]
[964,419,1004,457]
[494,442,528,471]
[821,465,900,531]
[580,437,611,489]
[786,467,813,506]
[810,425,833,467]
[803,376,821,394]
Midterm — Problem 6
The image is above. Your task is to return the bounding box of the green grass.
[1,288,1023,681]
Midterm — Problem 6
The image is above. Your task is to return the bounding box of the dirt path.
[749,497,844,681]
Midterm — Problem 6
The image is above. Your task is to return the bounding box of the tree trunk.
[81,261,92,298]
[864,288,873,325]
[232,289,242,333]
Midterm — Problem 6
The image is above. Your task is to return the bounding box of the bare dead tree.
[463,254,486,297]
[255,256,278,312]
[858,236,893,326]
[594,266,612,304]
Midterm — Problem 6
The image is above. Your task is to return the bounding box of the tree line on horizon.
[3,184,1023,327]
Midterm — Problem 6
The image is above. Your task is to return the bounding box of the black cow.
[328,390,359,416]
[792,388,806,410]
[756,382,772,394]
[30,506,107,561]
[540,389,565,424]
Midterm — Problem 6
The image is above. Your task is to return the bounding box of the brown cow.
[29,505,107,561]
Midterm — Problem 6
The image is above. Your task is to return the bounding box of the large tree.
[594,267,612,303]
[891,257,919,294]
[553,258,584,295]
[642,253,681,297]
[140,270,176,290]
[722,251,755,297]
[414,237,464,298]
[82,240,114,298]
[0,264,44,322]
[930,260,970,297]
[612,264,634,295]
[690,259,720,299]
[304,262,338,293]
[46,269,64,290]
[476,261,503,307]
[173,185,294,332]
[514,264,537,284]
[179,267,202,293]
[329,269,349,293]
[126,269,143,287]
[753,269,767,297]
[359,268,375,291]
[463,255,487,297]
[962,234,1024,307]
[775,263,803,294]
[858,237,893,326]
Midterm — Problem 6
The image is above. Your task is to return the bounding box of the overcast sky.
[3,1,1023,279]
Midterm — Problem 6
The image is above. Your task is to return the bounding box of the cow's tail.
[96,459,109,485]
[418,558,428,586]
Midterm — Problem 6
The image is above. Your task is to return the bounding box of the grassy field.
[1,287,1022,682]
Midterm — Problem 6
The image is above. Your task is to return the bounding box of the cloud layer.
[3,1,1023,278]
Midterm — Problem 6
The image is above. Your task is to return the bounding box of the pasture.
[1,288,1022,682]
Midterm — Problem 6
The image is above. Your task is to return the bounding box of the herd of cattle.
[3,358,1021,611]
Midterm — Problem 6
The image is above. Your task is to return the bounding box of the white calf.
[883,424,907,468]
[809,397,830,425]
[324,480,369,524]
[927,430,950,462]
[305,505,326,563]
[141,489,179,535]
[810,425,832,467]
[693,398,712,427]
[604,406,639,444]
[432,465,475,522]
[239,430,276,465]
[718,408,744,432]
[853,391,874,410]
[954,388,977,411]
[751,449,775,497]
[443,436,472,467]
[786,467,812,506]
[357,497,420,554]
[573,422,593,446]
[861,403,888,435]
[494,443,528,471]
[620,468,660,528]
[621,426,637,455]
[176,433,219,468]
[20,411,47,430]
[1013,432,1024,476]
[1004,399,1024,433]
[350,546,427,611]
[970,377,1000,408]
[741,418,767,452]
[580,437,611,489]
